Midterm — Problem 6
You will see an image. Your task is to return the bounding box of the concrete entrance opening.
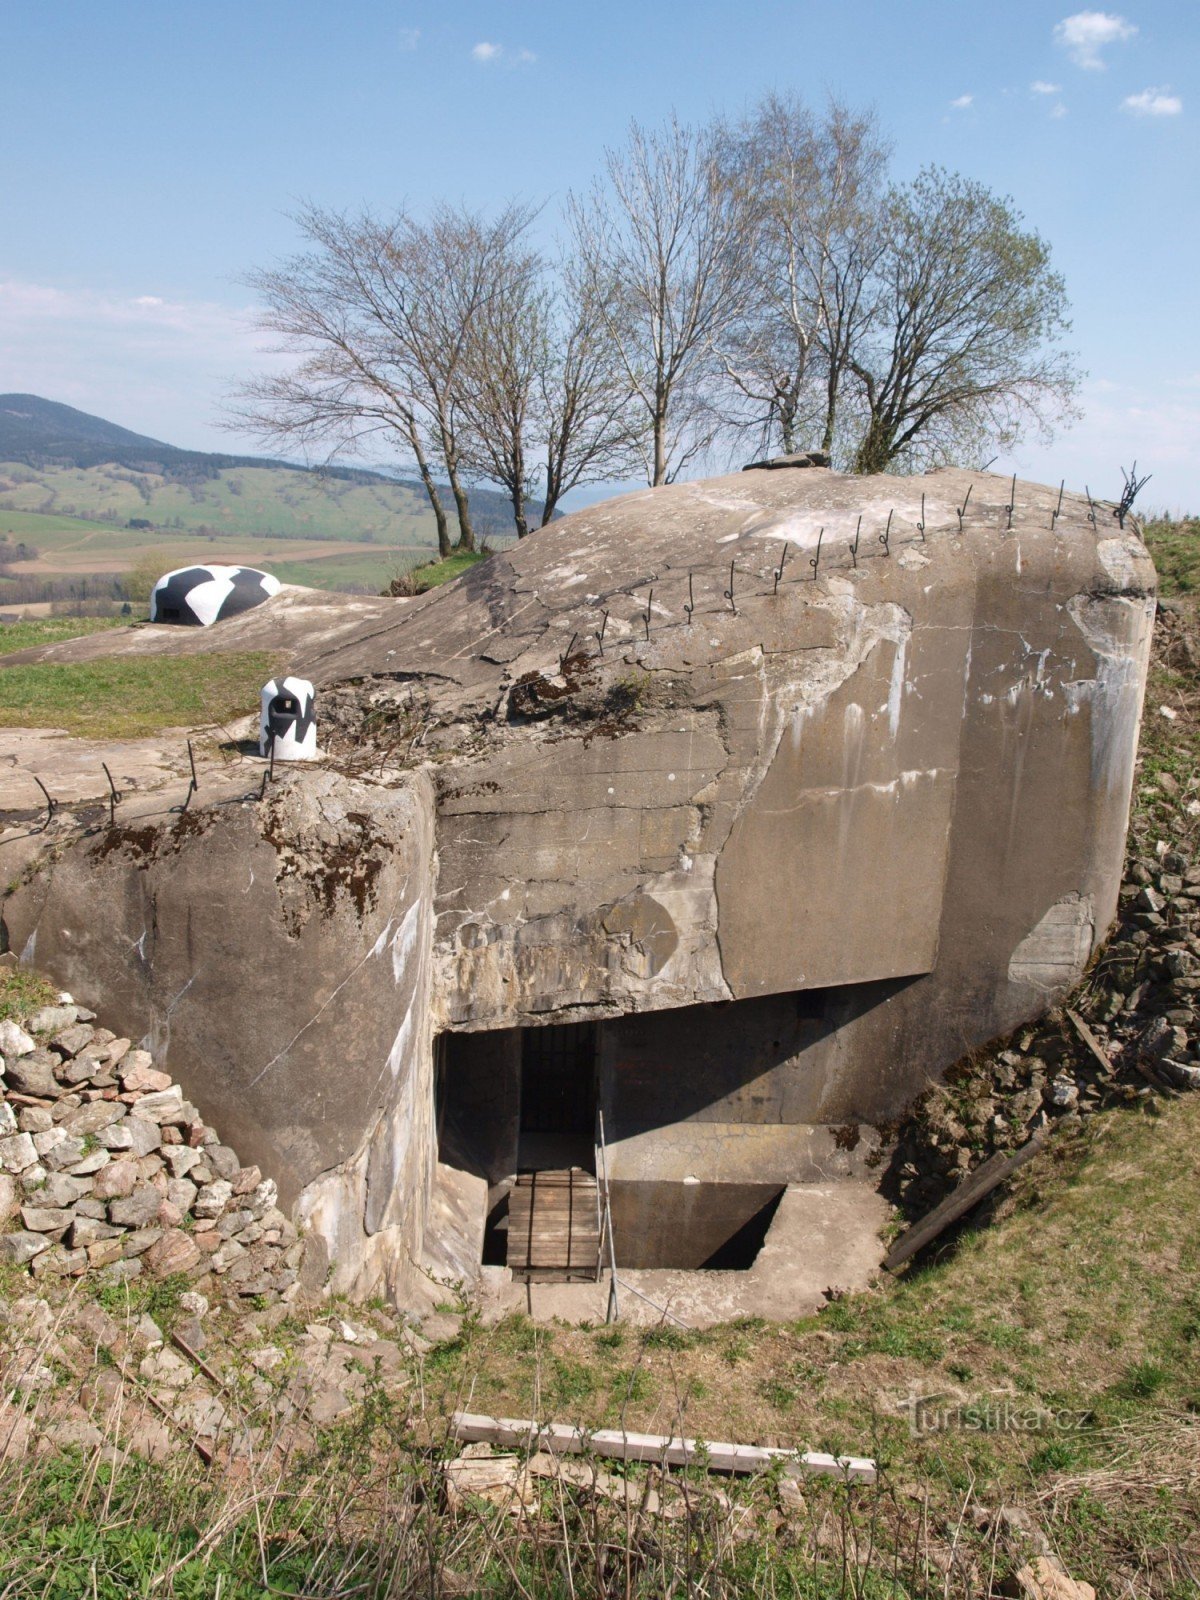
[518,1020,596,1173]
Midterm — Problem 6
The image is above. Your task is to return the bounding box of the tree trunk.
[820,374,838,458]
[852,416,893,475]
[652,403,668,487]
[441,438,476,552]
[511,486,530,539]
[407,419,452,558]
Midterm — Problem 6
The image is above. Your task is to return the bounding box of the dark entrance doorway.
[519,1021,596,1173]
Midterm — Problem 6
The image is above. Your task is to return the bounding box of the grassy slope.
[0,651,280,738]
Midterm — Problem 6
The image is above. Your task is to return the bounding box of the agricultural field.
[0,462,518,597]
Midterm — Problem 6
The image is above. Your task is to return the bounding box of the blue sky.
[1,1,1197,509]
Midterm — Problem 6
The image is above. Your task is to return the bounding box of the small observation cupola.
[260,675,317,761]
[150,564,281,627]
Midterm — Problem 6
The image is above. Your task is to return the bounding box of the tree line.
[231,95,1079,554]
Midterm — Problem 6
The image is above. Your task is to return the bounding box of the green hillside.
[0,395,528,600]
[0,460,439,543]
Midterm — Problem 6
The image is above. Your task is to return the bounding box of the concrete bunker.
[1,465,1157,1322]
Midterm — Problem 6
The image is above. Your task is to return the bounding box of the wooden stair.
[506,1168,600,1281]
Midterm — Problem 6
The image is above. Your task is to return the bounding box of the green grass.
[0,507,106,541]
[259,548,423,593]
[1141,514,1200,596]
[0,650,278,737]
[410,548,490,590]
[0,966,57,1023]
[0,615,125,655]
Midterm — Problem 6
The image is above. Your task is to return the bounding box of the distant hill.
[0,395,526,599]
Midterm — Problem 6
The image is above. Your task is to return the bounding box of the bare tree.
[458,249,641,536]
[230,200,538,558]
[230,204,456,556]
[715,97,888,459]
[397,201,541,551]
[569,116,755,487]
[846,168,1080,475]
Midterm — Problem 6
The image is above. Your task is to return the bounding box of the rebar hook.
[773,542,789,595]
[724,560,736,615]
[1051,479,1065,531]
[956,483,972,533]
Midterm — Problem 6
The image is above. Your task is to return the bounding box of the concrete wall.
[2,768,439,1302]
[429,474,1155,1131]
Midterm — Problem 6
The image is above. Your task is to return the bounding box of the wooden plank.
[451,1412,876,1484]
[1066,1008,1116,1076]
[884,1133,1046,1272]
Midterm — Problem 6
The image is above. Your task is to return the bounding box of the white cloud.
[470,40,536,66]
[1031,80,1062,94]
[398,27,419,51]
[1054,11,1137,70]
[1050,102,1069,118]
[950,93,973,109]
[1122,86,1183,116]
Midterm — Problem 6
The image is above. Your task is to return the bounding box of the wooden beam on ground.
[883,1132,1046,1273]
[450,1411,876,1483]
[1066,1008,1116,1076]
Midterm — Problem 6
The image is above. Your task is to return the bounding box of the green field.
[0,460,436,542]
[0,650,279,738]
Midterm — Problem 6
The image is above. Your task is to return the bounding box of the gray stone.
[73,1196,109,1220]
[109,1185,165,1229]
[165,1177,198,1212]
[162,1145,202,1179]
[37,1172,92,1209]
[18,1205,74,1235]
[0,1020,35,1057]
[0,1102,15,1136]
[207,1145,241,1182]
[4,1049,60,1098]
[69,1215,122,1248]
[68,1148,111,1176]
[0,1171,17,1223]
[42,1137,88,1172]
[131,1086,184,1122]
[193,1180,233,1219]
[60,1101,126,1137]
[103,1117,161,1157]
[50,1023,96,1058]
[0,1230,50,1264]
[17,1107,53,1133]
[28,1005,78,1034]
[121,1227,164,1258]
[0,1131,38,1173]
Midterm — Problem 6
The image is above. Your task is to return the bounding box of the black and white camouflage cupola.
[150,564,281,627]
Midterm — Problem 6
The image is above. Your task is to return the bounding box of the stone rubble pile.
[0,998,306,1301]
[0,1288,428,1465]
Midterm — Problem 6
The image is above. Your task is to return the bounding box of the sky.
[1,0,1197,510]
